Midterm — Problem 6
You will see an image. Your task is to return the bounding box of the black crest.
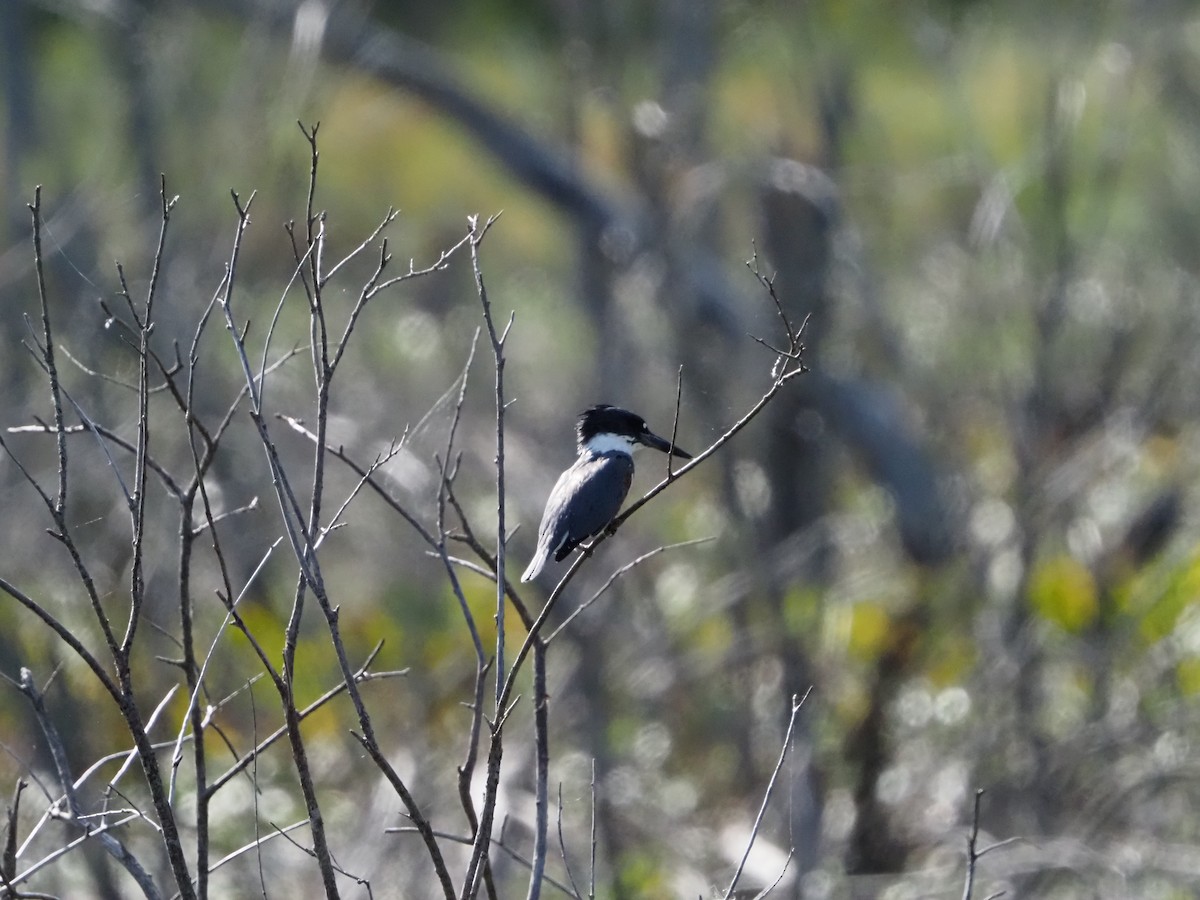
[575,404,647,446]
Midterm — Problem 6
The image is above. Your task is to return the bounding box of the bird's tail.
[520,545,551,583]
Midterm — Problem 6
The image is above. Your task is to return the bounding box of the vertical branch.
[962,789,984,900]
[302,121,324,301]
[436,333,487,665]
[2,780,24,890]
[176,306,215,900]
[286,123,329,692]
[23,192,120,658]
[179,259,265,900]
[465,212,530,898]
[555,783,582,900]
[218,133,457,899]
[175,502,210,900]
[467,214,512,710]
[215,188,343,900]
[461,733,505,900]
[455,658,499,900]
[666,364,684,480]
[960,789,1017,900]
[525,643,550,900]
[434,334,500,900]
[123,178,176,656]
[588,760,597,900]
[462,294,807,899]
[178,439,209,900]
[28,187,67,516]
[298,124,331,552]
[292,123,419,898]
[21,187,195,898]
[722,690,809,900]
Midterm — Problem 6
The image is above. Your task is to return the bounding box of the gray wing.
[538,453,634,563]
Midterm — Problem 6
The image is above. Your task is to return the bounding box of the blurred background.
[2,0,1200,897]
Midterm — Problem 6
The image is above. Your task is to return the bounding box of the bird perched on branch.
[520,405,692,582]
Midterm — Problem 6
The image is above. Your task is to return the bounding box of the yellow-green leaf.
[1029,555,1098,632]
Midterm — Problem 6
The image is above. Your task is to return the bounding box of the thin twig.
[443,483,535,631]
[258,238,315,409]
[546,538,715,643]
[56,343,168,394]
[321,208,398,287]
[556,784,583,900]
[749,851,793,900]
[667,364,684,480]
[367,229,475,296]
[435,331,487,663]
[962,789,984,900]
[723,690,811,899]
[122,175,176,659]
[463,212,527,900]
[168,538,283,802]
[389,827,579,898]
[6,421,184,500]
[13,353,137,508]
[198,818,310,886]
[961,789,1014,900]
[430,332,499,900]
[206,645,401,797]
[8,810,143,891]
[0,577,119,702]
[28,188,67,516]
[466,212,509,711]
[527,642,550,900]
[588,760,596,900]
[219,181,346,899]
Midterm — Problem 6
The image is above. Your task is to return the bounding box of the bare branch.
[435,330,487,663]
[0,578,119,701]
[16,669,160,900]
[200,818,309,883]
[556,784,583,900]
[526,644,550,900]
[7,421,185,500]
[27,188,68,516]
[322,207,398,287]
[961,789,1018,900]
[206,646,402,797]
[466,212,511,711]
[546,537,715,643]
[723,690,810,899]
[666,364,684,480]
[388,826,580,899]
[749,851,793,900]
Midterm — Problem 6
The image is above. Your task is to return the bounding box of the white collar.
[582,432,637,457]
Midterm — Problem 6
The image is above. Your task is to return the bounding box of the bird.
[521,404,692,582]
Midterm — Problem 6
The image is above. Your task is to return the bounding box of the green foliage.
[1029,554,1099,632]
[1135,545,1200,643]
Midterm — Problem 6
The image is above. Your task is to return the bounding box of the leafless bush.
[0,125,809,900]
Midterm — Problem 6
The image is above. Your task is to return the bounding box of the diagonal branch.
[723,690,810,899]
[16,669,161,900]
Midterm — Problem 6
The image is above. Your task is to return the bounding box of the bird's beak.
[639,430,693,459]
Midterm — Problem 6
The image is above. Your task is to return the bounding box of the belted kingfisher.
[520,405,692,582]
